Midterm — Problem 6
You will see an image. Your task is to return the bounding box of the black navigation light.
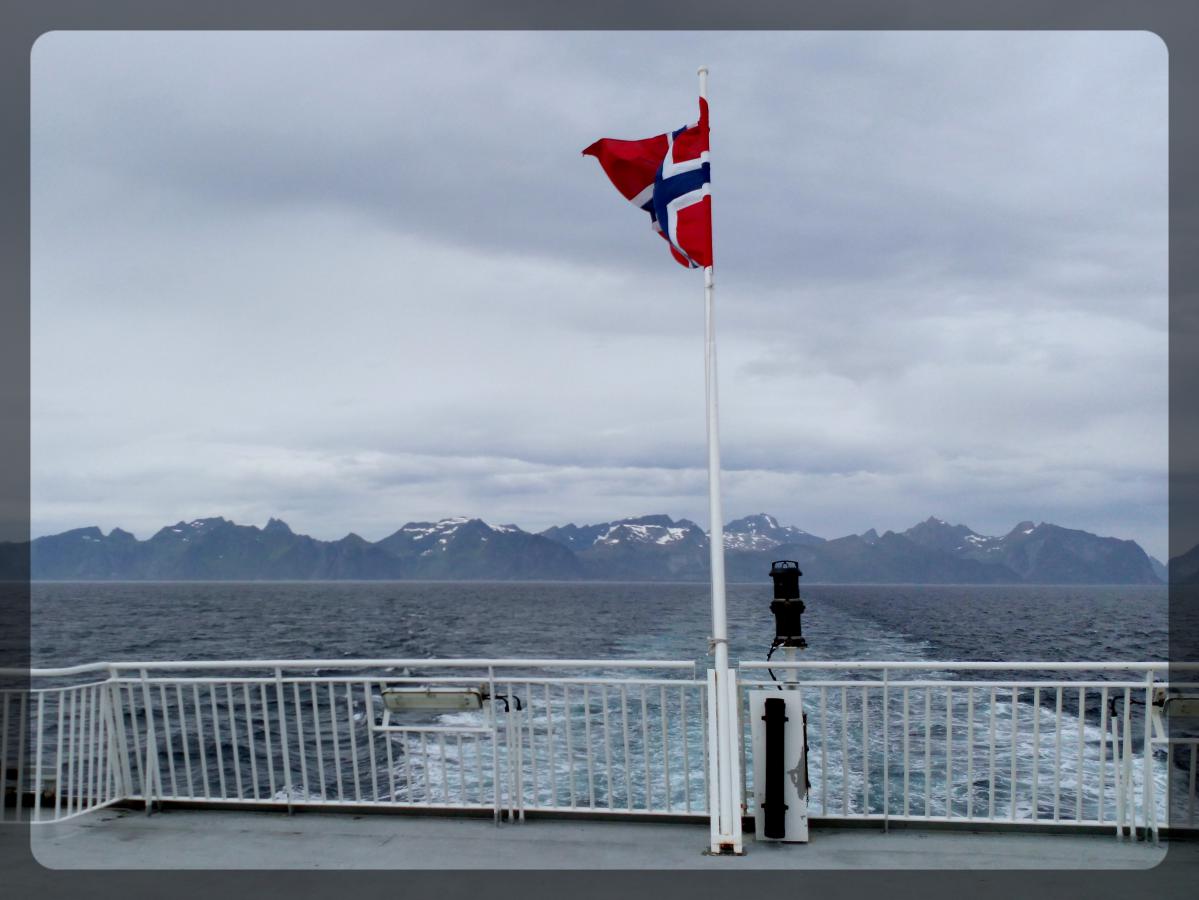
[769,560,806,649]
[769,560,801,600]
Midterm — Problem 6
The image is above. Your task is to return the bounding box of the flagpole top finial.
[697,65,709,75]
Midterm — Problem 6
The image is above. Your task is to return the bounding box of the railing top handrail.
[9,658,1194,679]
[10,657,699,679]
[739,660,1183,672]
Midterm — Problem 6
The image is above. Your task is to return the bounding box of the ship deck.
[16,806,1194,870]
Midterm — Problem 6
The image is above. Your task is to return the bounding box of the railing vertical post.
[53,690,64,814]
[639,685,649,812]
[107,672,132,803]
[15,692,27,822]
[566,685,577,810]
[474,733,484,810]
[274,668,292,813]
[1142,669,1156,843]
[659,684,669,813]
[681,685,690,813]
[552,683,562,810]
[820,686,828,815]
[33,693,45,822]
[532,685,544,809]
[293,684,308,800]
[438,733,450,806]
[862,686,870,815]
[487,666,500,824]
[987,687,996,820]
[1112,696,1124,837]
[1112,690,1131,838]
[601,684,614,810]
[138,668,162,815]
[620,685,631,811]
[1119,687,1133,838]
[158,685,177,798]
[706,670,721,850]
[582,685,597,814]
[1076,686,1085,823]
[82,687,93,812]
[699,683,708,813]
[91,685,102,811]
[76,687,88,813]
[1099,685,1109,826]
[966,687,974,820]
[1032,686,1040,820]
[945,686,953,819]
[902,686,909,817]
[362,681,379,803]
[65,690,76,817]
[227,684,243,800]
[309,685,323,805]
[1010,686,1018,822]
[1164,735,1173,832]
[194,685,211,798]
[924,689,932,818]
[507,691,517,820]
[209,687,226,800]
[384,702,398,804]
[736,679,747,818]
[512,681,524,821]
[308,684,323,802]
[1053,686,1063,821]
[325,684,340,803]
[883,668,890,831]
[245,685,260,800]
[99,680,116,807]
[844,686,851,817]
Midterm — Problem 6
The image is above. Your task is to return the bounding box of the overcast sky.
[30,31,1169,557]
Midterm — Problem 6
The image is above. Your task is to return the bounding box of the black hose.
[766,639,785,691]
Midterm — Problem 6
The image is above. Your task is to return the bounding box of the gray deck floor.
[17,807,1192,870]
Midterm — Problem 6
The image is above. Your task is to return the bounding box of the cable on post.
[766,638,785,690]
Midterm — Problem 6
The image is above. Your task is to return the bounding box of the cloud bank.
[31,31,1168,556]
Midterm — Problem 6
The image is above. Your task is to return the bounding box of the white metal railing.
[2,659,708,824]
[6,657,1197,840]
[1,677,122,823]
[737,661,1199,840]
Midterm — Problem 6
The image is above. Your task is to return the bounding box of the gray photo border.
[1,1,1196,898]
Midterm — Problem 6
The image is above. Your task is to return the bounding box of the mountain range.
[11,512,1175,585]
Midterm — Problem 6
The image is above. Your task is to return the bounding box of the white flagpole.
[698,64,741,854]
[705,261,727,669]
[698,65,727,679]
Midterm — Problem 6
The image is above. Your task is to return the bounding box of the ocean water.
[28,581,1169,669]
[21,581,1185,823]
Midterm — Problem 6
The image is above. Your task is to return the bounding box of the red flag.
[584,99,712,269]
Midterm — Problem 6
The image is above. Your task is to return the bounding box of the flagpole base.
[703,845,747,857]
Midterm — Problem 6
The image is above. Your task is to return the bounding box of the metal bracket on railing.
[1152,687,1199,720]
[370,684,506,735]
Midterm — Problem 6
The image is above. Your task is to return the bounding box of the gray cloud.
[30,31,1168,557]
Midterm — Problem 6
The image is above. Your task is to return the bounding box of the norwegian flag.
[583,98,712,269]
